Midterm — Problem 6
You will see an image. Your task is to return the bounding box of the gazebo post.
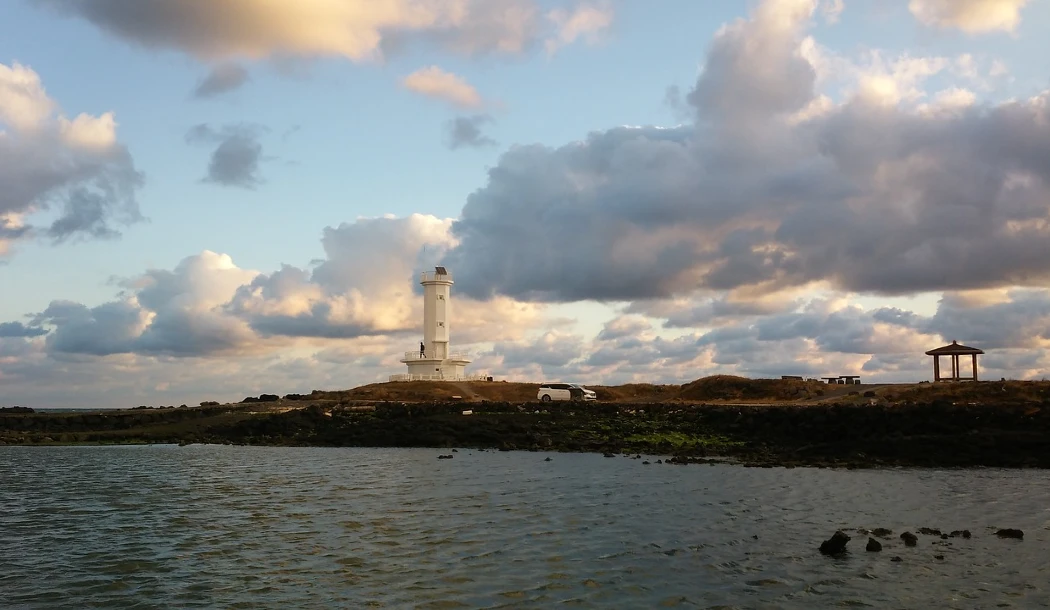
[926,341,984,383]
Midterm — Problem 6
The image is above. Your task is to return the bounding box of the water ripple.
[2,446,1049,608]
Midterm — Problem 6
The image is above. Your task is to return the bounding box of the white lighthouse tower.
[390,266,480,382]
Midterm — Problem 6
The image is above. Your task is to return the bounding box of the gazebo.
[925,340,984,382]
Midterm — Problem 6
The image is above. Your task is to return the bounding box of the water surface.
[2,446,1048,608]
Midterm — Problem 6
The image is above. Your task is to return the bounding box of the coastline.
[4,400,1050,469]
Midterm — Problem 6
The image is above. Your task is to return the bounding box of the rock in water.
[819,531,851,555]
[900,532,918,547]
[872,528,893,538]
[891,556,903,563]
[996,528,1024,539]
[949,530,972,539]
[866,538,882,552]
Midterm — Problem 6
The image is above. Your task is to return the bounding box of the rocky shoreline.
[3,400,1050,468]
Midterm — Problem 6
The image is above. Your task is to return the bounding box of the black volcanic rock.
[820,531,851,555]
[996,528,1024,539]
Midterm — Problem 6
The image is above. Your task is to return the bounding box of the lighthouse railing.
[389,372,490,382]
[401,351,471,362]
[420,270,453,282]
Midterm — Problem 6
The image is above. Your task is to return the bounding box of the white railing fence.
[388,373,491,382]
[401,351,471,361]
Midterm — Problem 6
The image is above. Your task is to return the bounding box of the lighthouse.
[390,266,479,381]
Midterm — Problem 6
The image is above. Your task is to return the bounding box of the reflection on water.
[2,445,1049,608]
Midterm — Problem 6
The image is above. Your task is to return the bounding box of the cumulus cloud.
[909,0,1030,33]
[0,61,143,253]
[545,2,613,55]
[438,0,1050,305]
[880,289,1050,350]
[227,214,451,339]
[493,330,584,370]
[193,63,250,98]
[28,251,260,357]
[4,213,549,368]
[401,66,483,108]
[32,0,605,63]
[226,213,547,344]
[185,123,267,188]
[0,321,47,338]
[445,114,497,149]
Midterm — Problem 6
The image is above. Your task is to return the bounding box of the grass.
[882,380,1050,404]
[624,431,745,449]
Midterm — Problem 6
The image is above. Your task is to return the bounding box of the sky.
[2,0,1050,408]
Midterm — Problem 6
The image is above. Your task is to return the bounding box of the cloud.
[687,0,818,125]
[880,289,1050,350]
[226,213,547,343]
[227,214,450,339]
[193,63,250,98]
[545,2,613,55]
[7,277,1050,407]
[0,321,47,338]
[493,330,584,370]
[909,0,1030,33]
[0,215,30,256]
[628,290,805,328]
[0,214,555,409]
[185,123,267,188]
[445,114,497,149]
[437,0,1050,304]
[402,66,483,108]
[29,251,260,357]
[31,0,604,63]
[0,61,143,254]
[5,213,548,367]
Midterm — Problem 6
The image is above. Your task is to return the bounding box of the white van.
[537,383,597,402]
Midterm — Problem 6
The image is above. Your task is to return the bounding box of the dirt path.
[447,382,483,402]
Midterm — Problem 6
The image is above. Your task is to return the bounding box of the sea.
[1,445,1048,609]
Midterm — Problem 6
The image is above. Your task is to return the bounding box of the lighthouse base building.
[389,266,487,382]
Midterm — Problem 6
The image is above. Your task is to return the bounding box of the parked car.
[537,382,597,402]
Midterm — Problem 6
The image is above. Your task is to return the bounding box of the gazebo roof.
[925,340,984,356]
